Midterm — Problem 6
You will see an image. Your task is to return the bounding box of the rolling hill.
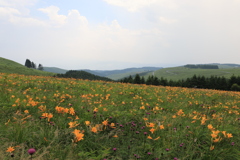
[44,67,162,80]
[43,67,68,74]
[0,57,55,76]
[56,70,113,81]
[142,65,240,81]
[84,67,162,80]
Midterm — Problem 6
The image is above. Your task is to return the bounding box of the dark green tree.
[134,74,141,84]
[152,76,160,85]
[146,76,153,85]
[127,75,133,83]
[25,59,32,68]
[38,64,44,71]
[140,77,145,84]
[230,83,240,91]
[31,62,36,69]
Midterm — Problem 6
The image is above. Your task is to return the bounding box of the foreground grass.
[0,73,239,160]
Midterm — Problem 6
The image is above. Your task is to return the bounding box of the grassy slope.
[0,74,239,159]
[43,67,67,74]
[143,66,240,81]
[107,72,145,80]
[0,57,55,76]
[107,69,155,80]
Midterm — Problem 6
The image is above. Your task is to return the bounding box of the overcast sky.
[1,0,240,70]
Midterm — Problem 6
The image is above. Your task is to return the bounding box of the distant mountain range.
[2,56,240,81]
[43,67,163,80]
[43,63,240,81]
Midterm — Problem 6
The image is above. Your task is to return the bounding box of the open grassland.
[0,73,239,160]
[144,67,240,81]
[0,57,55,76]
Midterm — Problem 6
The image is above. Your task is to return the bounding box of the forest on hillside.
[120,74,240,91]
[55,70,113,81]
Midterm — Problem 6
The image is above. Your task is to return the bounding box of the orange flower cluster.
[55,106,75,115]
[41,113,53,122]
[68,121,80,128]
[6,146,15,153]
[208,124,233,143]
[72,129,84,142]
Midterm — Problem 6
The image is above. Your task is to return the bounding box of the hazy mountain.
[82,67,162,77]
[44,67,162,80]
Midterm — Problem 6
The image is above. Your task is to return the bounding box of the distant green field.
[143,67,240,81]
[43,67,67,74]
[0,57,55,76]
[107,70,149,80]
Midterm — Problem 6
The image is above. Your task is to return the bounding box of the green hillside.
[43,67,67,74]
[0,57,55,76]
[1,73,239,159]
[56,70,113,81]
[143,66,240,81]
[106,67,162,80]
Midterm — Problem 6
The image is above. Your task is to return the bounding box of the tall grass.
[0,73,239,159]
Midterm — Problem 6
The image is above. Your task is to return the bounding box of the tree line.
[119,74,240,91]
[184,64,219,69]
[25,59,43,70]
[56,70,113,81]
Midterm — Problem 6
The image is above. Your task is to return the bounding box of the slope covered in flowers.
[0,73,239,159]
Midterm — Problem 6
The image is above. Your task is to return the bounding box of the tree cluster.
[56,70,113,81]
[184,64,219,69]
[119,74,240,91]
[25,59,43,70]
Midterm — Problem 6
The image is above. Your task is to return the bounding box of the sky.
[1,0,240,70]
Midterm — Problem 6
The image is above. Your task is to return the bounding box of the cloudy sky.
[1,0,240,70]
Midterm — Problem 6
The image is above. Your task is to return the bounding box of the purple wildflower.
[28,148,36,155]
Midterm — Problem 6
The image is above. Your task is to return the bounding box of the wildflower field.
[0,73,239,160]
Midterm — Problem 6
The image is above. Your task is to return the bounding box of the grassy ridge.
[0,57,55,76]
[143,67,240,81]
[43,67,67,74]
[0,73,239,159]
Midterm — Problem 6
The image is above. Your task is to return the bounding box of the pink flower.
[28,148,36,155]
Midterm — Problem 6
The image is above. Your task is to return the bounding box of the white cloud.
[103,0,158,12]
[0,0,46,26]
[1,0,240,69]
[0,7,46,26]
[38,6,89,27]
[67,9,88,27]
[159,17,177,24]
[0,7,20,17]
[0,0,37,7]
[103,0,178,12]
[8,16,47,26]
[38,6,67,26]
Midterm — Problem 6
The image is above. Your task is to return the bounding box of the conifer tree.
[141,77,145,84]
[25,59,32,68]
[38,64,44,71]
[31,62,36,69]
[134,74,141,84]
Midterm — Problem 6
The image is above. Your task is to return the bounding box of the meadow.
[0,73,239,160]
[144,67,240,81]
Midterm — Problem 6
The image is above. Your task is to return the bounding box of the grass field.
[0,57,55,76]
[143,67,240,81]
[0,73,239,160]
